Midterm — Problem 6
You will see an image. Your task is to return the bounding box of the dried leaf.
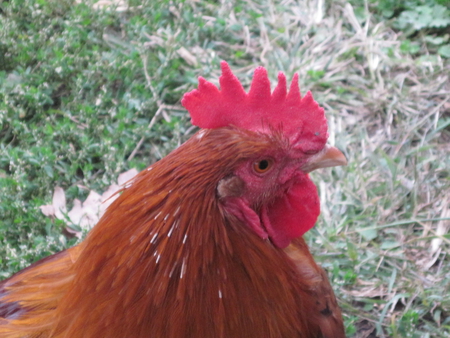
[100,184,121,217]
[117,168,139,186]
[343,286,388,299]
[67,199,84,225]
[40,169,140,236]
[52,187,67,220]
[40,187,66,218]
[431,197,450,254]
[39,204,55,217]
[80,191,102,229]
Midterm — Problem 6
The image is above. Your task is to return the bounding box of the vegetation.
[1,0,449,336]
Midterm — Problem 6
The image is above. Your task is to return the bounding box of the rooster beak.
[301,145,347,173]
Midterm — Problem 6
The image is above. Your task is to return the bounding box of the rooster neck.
[55,188,313,337]
[58,198,313,338]
[51,130,318,337]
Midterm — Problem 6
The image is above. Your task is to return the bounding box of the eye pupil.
[258,160,269,170]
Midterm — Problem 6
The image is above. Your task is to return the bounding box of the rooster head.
[181,62,346,248]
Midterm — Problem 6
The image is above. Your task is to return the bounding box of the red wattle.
[263,178,320,248]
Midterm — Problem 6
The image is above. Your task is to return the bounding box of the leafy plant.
[395,5,450,31]
[349,0,450,57]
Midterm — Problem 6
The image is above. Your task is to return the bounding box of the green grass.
[1,0,449,336]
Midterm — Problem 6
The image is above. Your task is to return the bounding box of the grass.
[1,0,449,336]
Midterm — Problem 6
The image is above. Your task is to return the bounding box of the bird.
[0,61,347,338]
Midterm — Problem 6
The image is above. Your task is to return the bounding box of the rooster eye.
[253,159,272,174]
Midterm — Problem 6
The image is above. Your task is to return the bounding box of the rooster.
[0,62,347,338]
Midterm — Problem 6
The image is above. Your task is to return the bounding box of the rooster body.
[0,63,346,337]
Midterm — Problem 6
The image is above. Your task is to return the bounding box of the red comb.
[181,61,328,150]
